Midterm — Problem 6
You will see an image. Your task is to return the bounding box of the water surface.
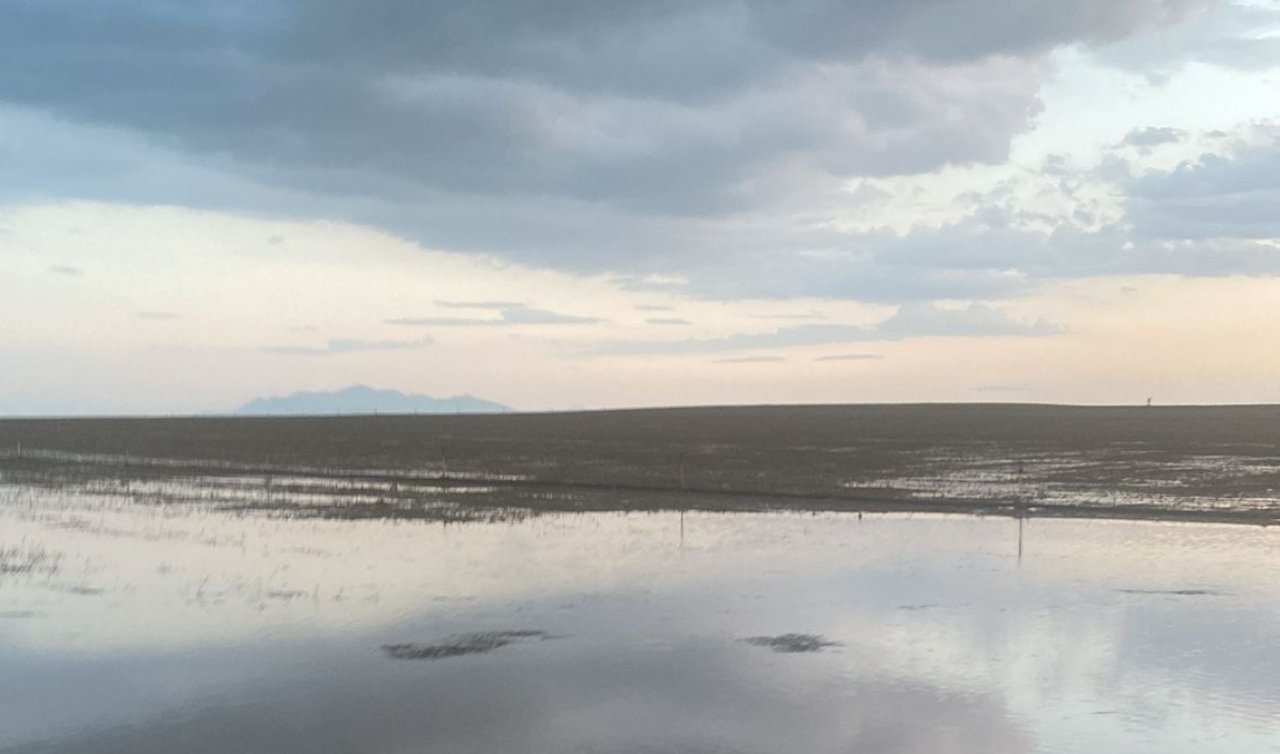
[1,484,1278,753]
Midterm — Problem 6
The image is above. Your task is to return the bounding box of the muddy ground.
[1,404,1279,524]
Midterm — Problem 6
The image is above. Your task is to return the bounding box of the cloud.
[974,383,1032,393]
[1121,127,1185,148]
[0,0,1217,288]
[1093,1,1280,73]
[388,303,601,327]
[634,304,673,312]
[18,640,1031,754]
[1127,137,1280,241]
[665,146,1280,301]
[715,355,785,363]
[597,303,1063,355]
[48,265,82,276]
[498,307,605,325]
[646,318,691,326]
[814,353,883,362]
[435,300,526,309]
[0,2,1068,217]
[753,312,826,321]
[875,302,1063,338]
[265,336,433,356]
[5,0,1273,315]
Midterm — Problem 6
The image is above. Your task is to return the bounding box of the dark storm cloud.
[0,0,1064,219]
[274,0,1212,84]
[1,1,1208,217]
[0,0,1249,303]
[598,303,1063,355]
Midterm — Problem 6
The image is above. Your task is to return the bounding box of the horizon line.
[6,400,1280,421]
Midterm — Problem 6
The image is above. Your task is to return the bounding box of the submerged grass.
[382,630,554,660]
[743,634,840,653]
[0,544,60,576]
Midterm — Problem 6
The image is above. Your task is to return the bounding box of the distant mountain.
[236,385,511,416]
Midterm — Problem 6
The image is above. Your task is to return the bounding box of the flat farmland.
[2,404,1279,524]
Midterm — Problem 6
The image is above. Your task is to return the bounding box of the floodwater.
[2,483,1278,753]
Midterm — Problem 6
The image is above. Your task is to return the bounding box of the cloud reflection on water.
[1,485,1279,753]
[6,642,1030,754]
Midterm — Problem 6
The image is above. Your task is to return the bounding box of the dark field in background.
[2,404,1279,524]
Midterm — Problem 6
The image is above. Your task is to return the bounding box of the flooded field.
[2,471,1279,753]
[4,405,1280,523]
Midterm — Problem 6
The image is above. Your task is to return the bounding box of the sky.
[1,0,1278,415]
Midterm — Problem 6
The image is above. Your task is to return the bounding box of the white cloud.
[388,304,602,327]
[265,337,434,356]
[596,303,1063,356]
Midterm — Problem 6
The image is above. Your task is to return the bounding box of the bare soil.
[2,404,1279,524]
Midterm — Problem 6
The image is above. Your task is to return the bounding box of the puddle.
[2,483,1279,754]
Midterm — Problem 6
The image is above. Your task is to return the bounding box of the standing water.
[1,483,1278,753]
